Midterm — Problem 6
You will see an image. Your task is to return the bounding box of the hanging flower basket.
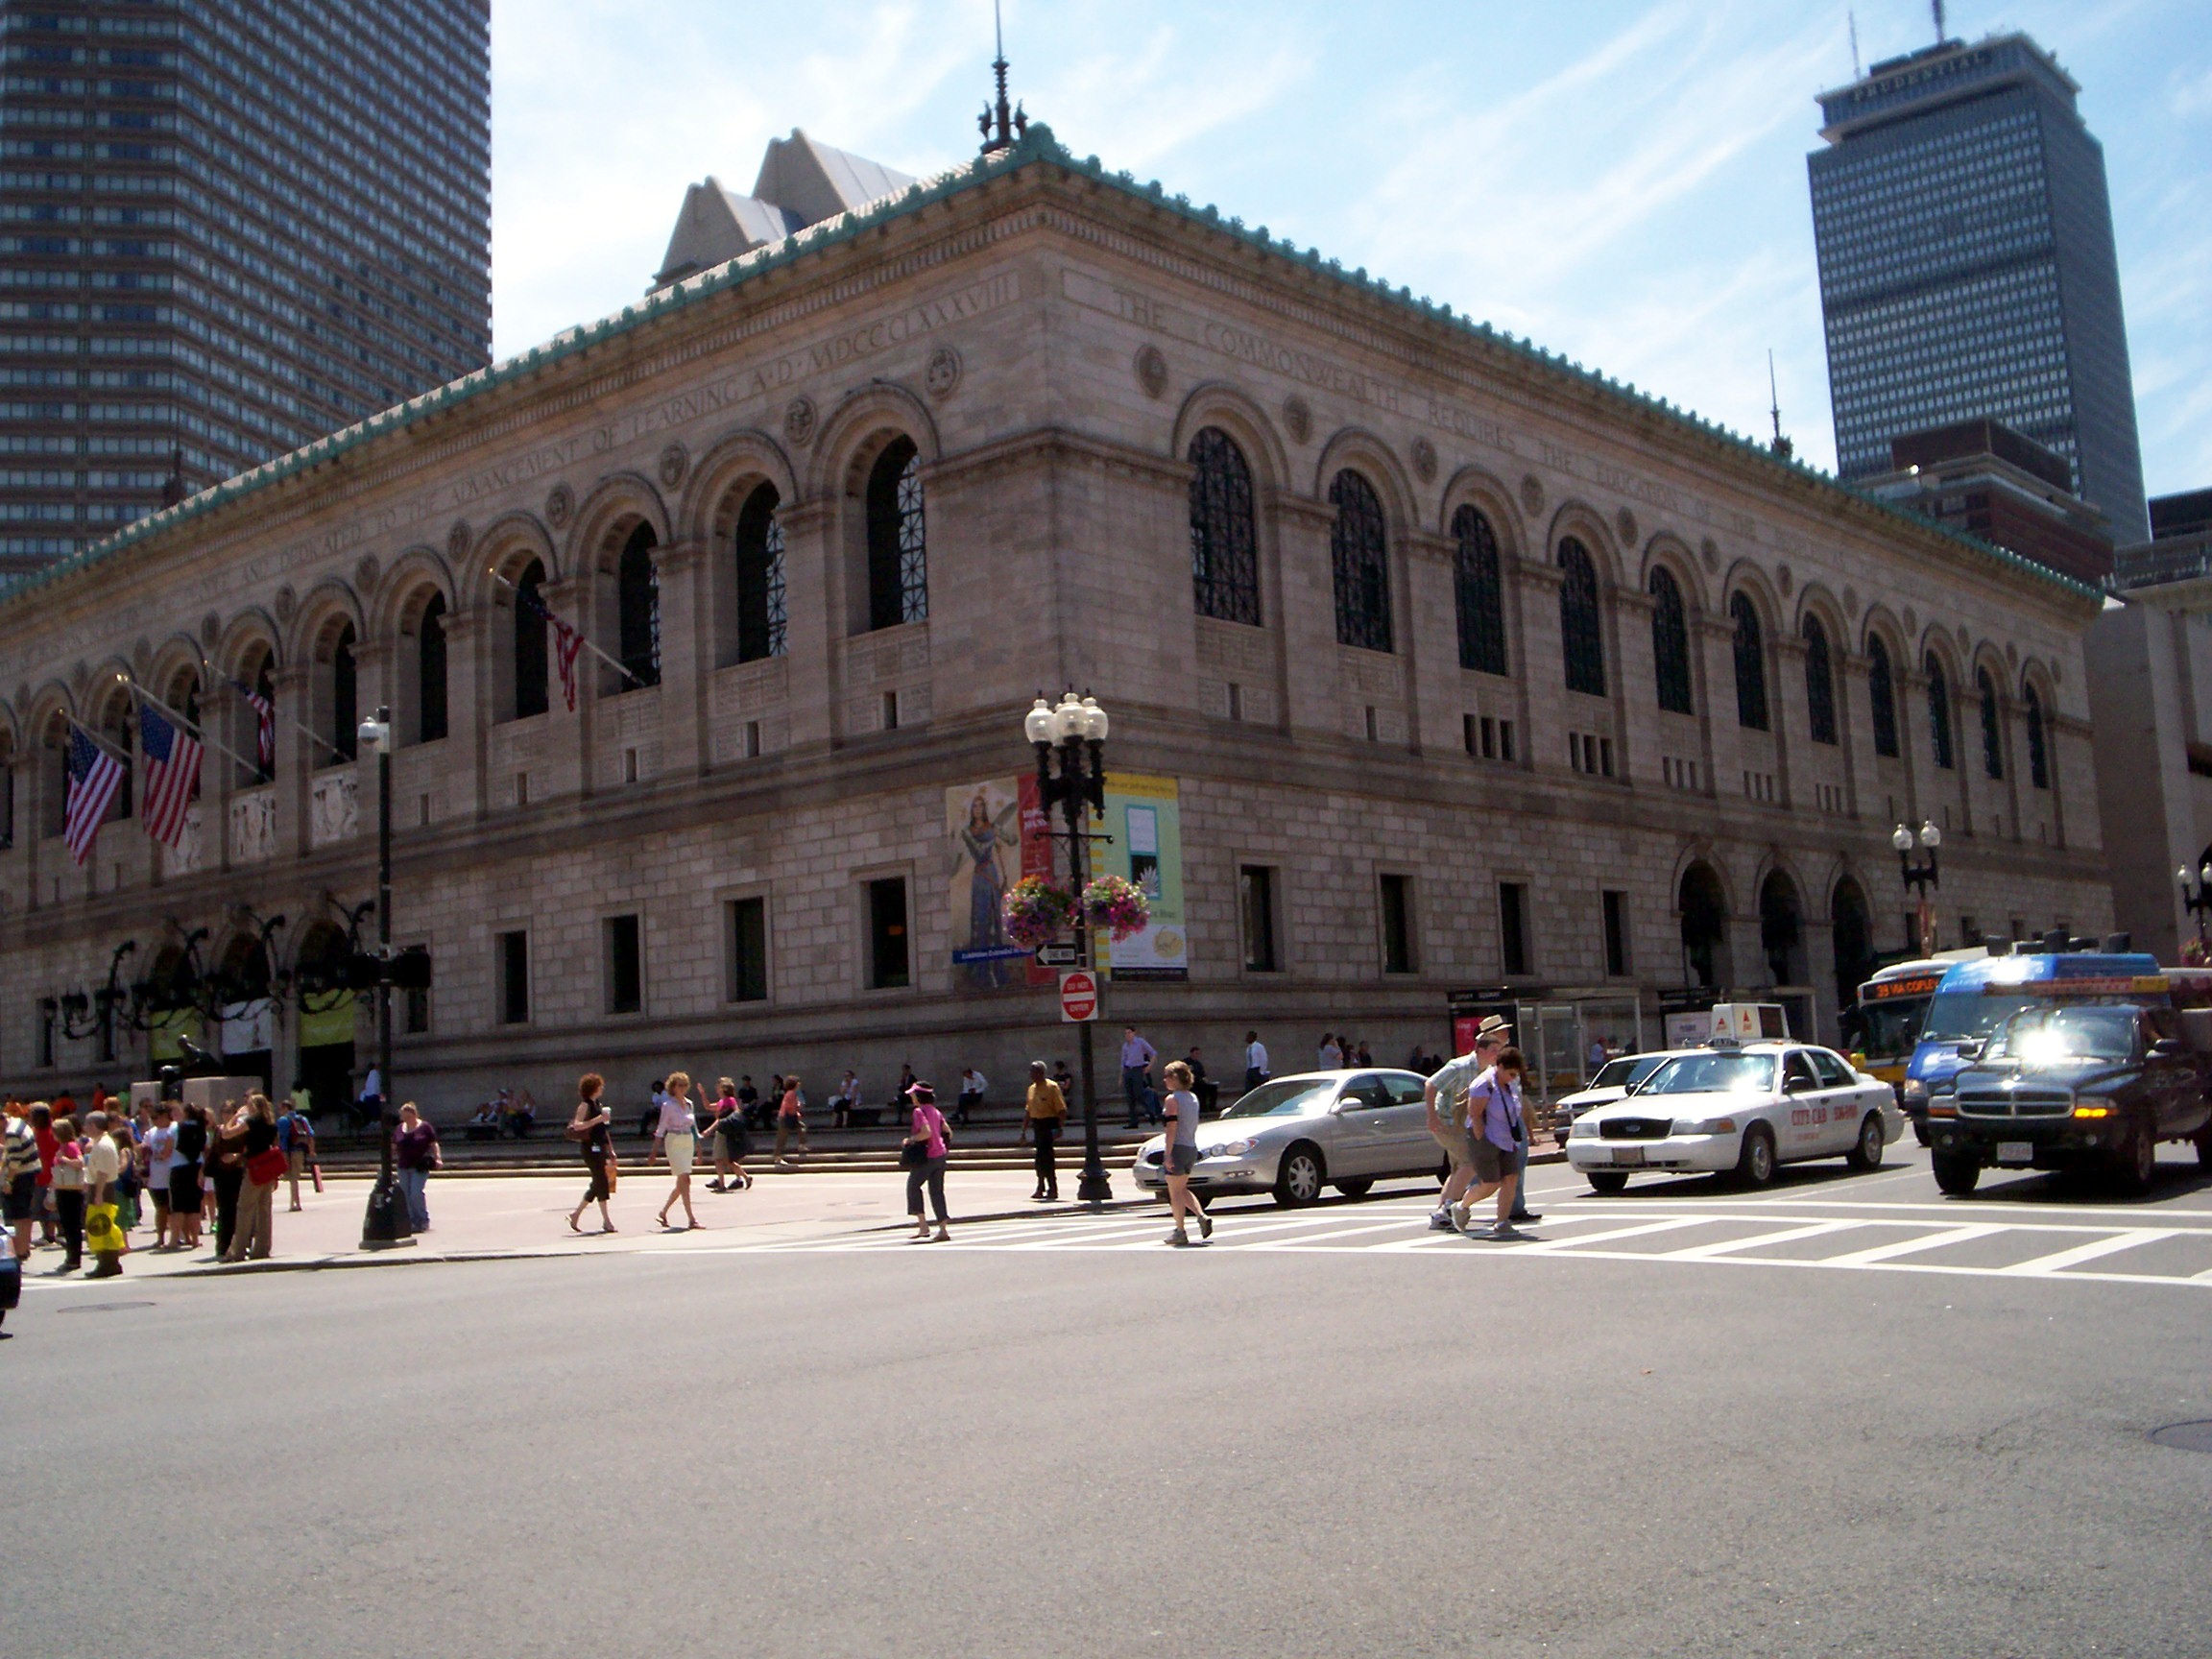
[1081,875,1151,942]
[1002,877,1074,951]
[2182,935,2209,969]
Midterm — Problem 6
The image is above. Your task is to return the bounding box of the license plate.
[1996,1141,2034,1166]
[1612,1146,1646,1166]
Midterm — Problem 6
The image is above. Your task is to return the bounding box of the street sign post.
[1059,969,1099,1022]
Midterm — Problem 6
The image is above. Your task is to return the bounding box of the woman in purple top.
[393,1102,440,1232]
[902,1082,951,1243]
[1451,1046,1529,1241]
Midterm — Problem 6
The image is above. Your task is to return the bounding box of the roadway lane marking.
[1513,1215,1713,1254]
[1820,1224,2006,1265]
[1255,1217,1438,1250]
[1997,1229,2164,1275]
[1652,1219,1866,1259]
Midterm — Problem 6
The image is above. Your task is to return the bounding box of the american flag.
[137,703,202,847]
[230,677,275,774]
[516,583,587,711]
[63,727,124,866]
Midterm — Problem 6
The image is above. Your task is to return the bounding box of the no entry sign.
[1059,969,1099,1022]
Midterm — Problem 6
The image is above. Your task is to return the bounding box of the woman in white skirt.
[654,1070,701,1231]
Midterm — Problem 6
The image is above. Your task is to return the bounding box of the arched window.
[0,733,13,851]
[616,524,661,690]
[1926,653,1954,770]
[1830,877,1874,1013]
[1731,593,1768,731]
[865,436,926,630]
[1557,538,1604,695]
[513,559,548,720]
[1649,566,1692,714]
[328,622,358,764]
[1329,469,1392,651]
[236,648,276,783]
[1976,667,2003,780]
[1867,636,1899,758]
[2023,681,2050,790]
[101,694,132,819]
[1759,871,1804,986]
[416,592,447,744]
[1679,861,1727,989]
[1803,616,1838,745]
[1451,504,1507,675]
[734,481,786,662]
[1189,427,1259,625]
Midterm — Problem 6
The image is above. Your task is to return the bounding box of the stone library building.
[0,124,2112,1116]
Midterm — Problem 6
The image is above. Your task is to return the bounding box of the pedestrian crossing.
[725,1192,2212,1289]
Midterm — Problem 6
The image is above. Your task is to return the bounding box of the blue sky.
[491,0,2212,497]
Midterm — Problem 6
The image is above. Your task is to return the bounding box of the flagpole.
[62,711,132,767]
[488,566,647,689]
[196,653,351,765]
[113,672,258,775]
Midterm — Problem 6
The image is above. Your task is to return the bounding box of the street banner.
[1094,773,1189,980]
[946,777,1054,992]
[148,1008,199,1063]
[298,998,357,1049]
[218,999,272,1058]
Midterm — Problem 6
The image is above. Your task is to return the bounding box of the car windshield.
[1219,1078,1337,1118]
[1590,1057,1649,1089]
[1921,989,2042,1044]
[1853,998,1929,1058]
[1638,1053,1777,1095]
[1989,1009,2136,1064]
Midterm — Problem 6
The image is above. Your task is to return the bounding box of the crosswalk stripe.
[1820,1224,2005,1265]
[1653,1219,1865,1260]
[1514,1215,1713,1254]
[1997,1229,2165,1275]
[1253,1217,1431,1250]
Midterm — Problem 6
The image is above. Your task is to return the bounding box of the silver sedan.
[1131,1070,1442,1207]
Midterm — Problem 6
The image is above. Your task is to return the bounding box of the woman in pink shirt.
[902,1082,951,1243]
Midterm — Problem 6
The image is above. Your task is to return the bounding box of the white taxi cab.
[1566,1041,1903,1193]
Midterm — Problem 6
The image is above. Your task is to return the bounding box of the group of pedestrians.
[1424,1015,1543,1240]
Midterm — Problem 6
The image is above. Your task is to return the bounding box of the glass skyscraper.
[0,0,491,574]
[1809,33,2147,545]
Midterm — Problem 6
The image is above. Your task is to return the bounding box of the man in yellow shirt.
[1020,1061,1068,1202]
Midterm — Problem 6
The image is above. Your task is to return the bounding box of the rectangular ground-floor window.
[605,913,642,1014]
[497,929,530,1024]
[1240,864,1280,972]
[728,896,769,1002]
[868,877,909,989]
[1499,881,1531,976]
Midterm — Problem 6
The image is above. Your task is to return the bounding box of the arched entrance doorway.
[1759,872,1806,988]
[1831,877,1875,1017]
[1679,863,1728,989]
[292,922,359,1125]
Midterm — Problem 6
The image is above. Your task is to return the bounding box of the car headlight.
[1673,1117,1738,1137]
[1203,1139,1260,1159]
[1901,1078,1929,1107]
[1570,1118,1601,1139]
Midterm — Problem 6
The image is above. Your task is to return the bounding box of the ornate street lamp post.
[2176,860,2212,953]
[1026,689,1114,1204]
[1892,820,1941,955]
[356,706,412,1248]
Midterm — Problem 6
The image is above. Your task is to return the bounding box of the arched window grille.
[514,558,548,720]
[1452,504,1507,675]
[1803,616,1838,745]
[616,524,661,690]
[2023,681,2050,789]
[1867,636,1899,758]
[1189,427,1259,625]
[1926,653,1955,770]
[1557,538,1604,696]
[1329,469,1392,652]
[417,592,448,744]
[1731,593,1768,731]
[329,622,358,763]
[734,481,786,662]
[1649,566,1692,714]
[866,436,927,629]
[1976,668,2005,779]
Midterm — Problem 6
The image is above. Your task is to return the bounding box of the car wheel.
[1931,1151,1981,1195]
[1585,1170,1629,1195]
[1273,1142,1326,1208]
[1334,1177,1374,1199]
[1844,1113,1886,1172]
[1734,1124,1778,1188]
[1911,1120,1931,1148]
[2198,1126,2212,1171]
[2111,1117,2156,1196]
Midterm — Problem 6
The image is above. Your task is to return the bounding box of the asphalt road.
[5,1146,2210,1658]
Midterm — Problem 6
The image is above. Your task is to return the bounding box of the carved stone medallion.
[925,346,963,400]
[353,554,380,597]
[1520,474,1545,517]
[1282,396,1311,445]
[782,397,817,448]
[1700,537,1720,574]
[1134,345,1168,400]
[201,612,221,648]
[1411,437,1437,484]
[546,484,574,531]
[1615,508,1638,549]
[448,520,472,564]
[658,443,689,490]
[1777,564,1793,596]
[274,584,298,624]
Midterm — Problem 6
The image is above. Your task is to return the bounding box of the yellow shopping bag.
[84,1201,123,1255]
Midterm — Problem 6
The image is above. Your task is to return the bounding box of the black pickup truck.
[1929,1002,2212,1195]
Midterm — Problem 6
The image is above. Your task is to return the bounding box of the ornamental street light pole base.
[360,1174,415,1249]
[1076,1162,1114,1205]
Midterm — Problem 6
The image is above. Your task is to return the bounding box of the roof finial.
[979,0,1018,155]
[1932,0,1946,44]
[1848,10,1862,78]
[1767,350,1793,462]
